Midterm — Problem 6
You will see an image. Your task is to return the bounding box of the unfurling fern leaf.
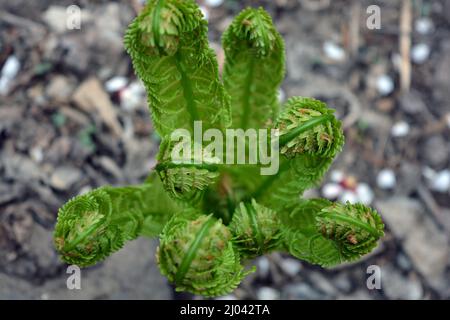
[157,213,254,297]
[222,7,285,129]
[54,174,180,266]
[156,135,220,203]
[282,199,384,267]
[124,0,230,135]
[254,97,344,210]
[229,199,282,259]
[316,202,385,262]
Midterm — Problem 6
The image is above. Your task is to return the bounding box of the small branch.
[400,0,412,93]
[349,1,361,57]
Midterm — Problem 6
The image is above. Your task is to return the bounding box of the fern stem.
[63,222,102,252]
[155,162,219,171]
[246,203,263,248]
[175,216,215,284]
[251,160,290,200]
[152,0,164,50]
[241,57,255,129]
[278,114,334,147]
[174,51,200,128]
[322,213,383,237]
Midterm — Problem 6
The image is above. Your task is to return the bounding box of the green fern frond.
[124,0,231,135]
[157,213,254,297]
[229,199,282,259]
[222,7,285,129]
[254,97,344,210]
[54,174,181,266]
[282,199,384,267]
[156,135,221,204]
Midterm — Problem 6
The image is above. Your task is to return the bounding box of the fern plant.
[54,0,384,298]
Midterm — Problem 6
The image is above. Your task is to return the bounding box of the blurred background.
[0,0,449,300]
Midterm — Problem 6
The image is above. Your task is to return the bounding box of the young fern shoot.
[53,0,384,298]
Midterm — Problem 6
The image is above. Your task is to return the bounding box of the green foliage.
[123,0,231,136]
[222,7,285,129]
[157,212,254,297]
[282,199,384,267]
[53,0,384,298]
[54,173,180,266]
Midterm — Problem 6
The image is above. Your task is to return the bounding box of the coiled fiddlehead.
[254,97,344,210]
[229,199,282,259]
[124,0,231,135]
[54,174,181,266]
[157,212,254,297]
[222,7,285,129]
[156,136,220,204]
[277,97,343,158]
[316,202,385,263]
[282,199,384,267]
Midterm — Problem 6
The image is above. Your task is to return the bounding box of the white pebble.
[411,43,430,64]
[322,183,343,200]
[277,88,285,103]
[78,185,93,196]
[356,183,374,205]
[199,6,209,21]
[120,81,146,111]
[257,287,280,300]
[0,55,20,95]
[257,256,270,278]
[430,170,450,193]
[323,41,346,61]
[339,190,358,204]
[105,76,128,92]
[415,18,434,35]
[377,169,396,189]
[376,75,394,96]
[279,259,302,277]
[205,0,224,7]
[330,170,344,183]
[422,166,436,180]
[391,121,410,137]
[30,147,44,163]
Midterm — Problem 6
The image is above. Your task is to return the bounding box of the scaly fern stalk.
[53,1,385,298]
[222,7,285,129]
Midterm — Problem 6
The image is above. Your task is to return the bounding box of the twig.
[349,1,361,57]
[399,0,412,93]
